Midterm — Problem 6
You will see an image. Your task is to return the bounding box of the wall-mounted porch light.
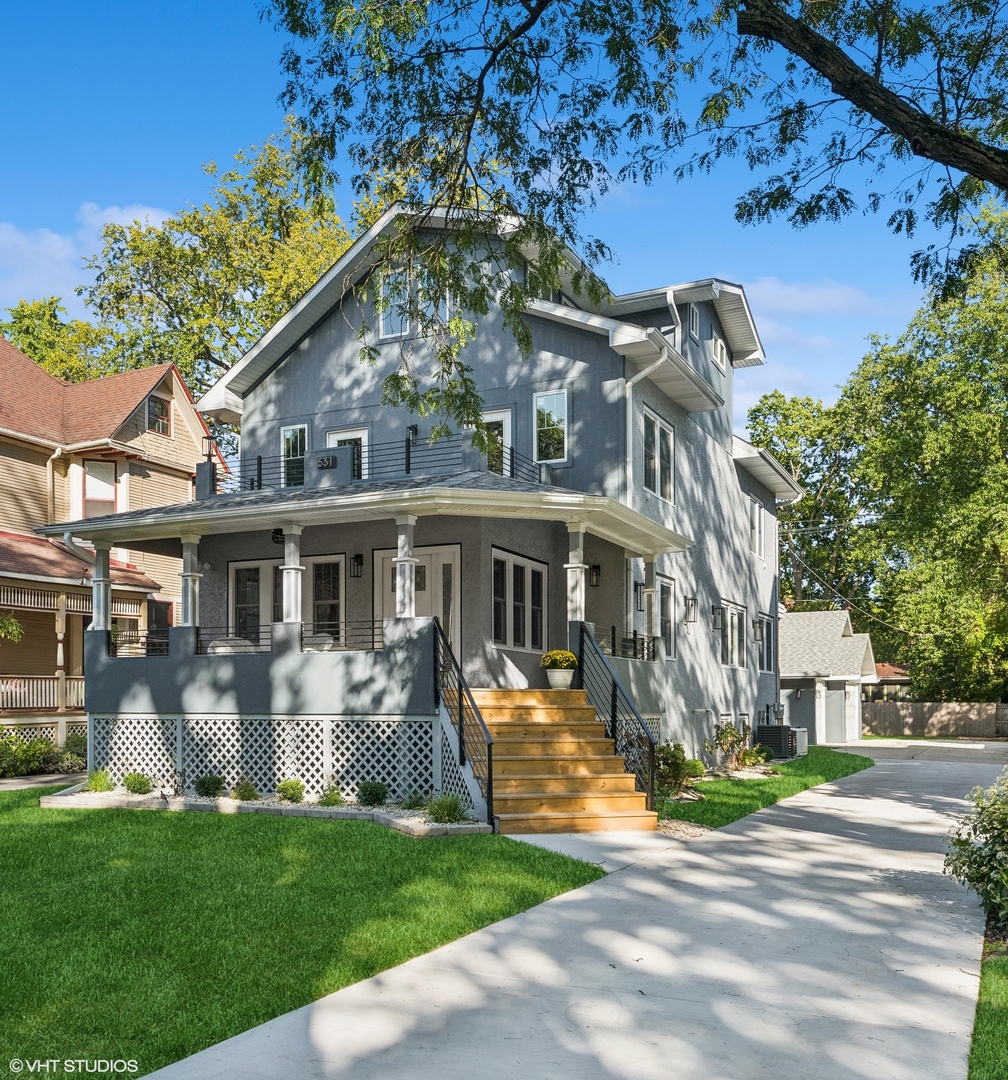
[407,424,418,444]
[349,553,364,578]
[684,596,698,623]
[201,435,215,460]
[589,564,601,587]
[271,529,285,546]
[634,581,645,612]
[711,604,724,631]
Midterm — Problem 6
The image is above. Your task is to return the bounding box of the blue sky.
[0,1,928,432]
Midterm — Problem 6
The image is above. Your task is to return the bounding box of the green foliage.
[705,722,750,771]
[123,772,153,795]
[0,735,60,778]
[945,769,1008,927]
[64,733,87,758]
[318,782,345,807]
[425,792,468,824]
[0,298,118,382]
[661,748,873,828]
[0,611,24,643]
[356,780,388,807]
[654,742,706,800]
[84,769,113,793]
[277,778,305,803]
[540,650,577,670]
[58,752,87,773]
[194,774,225,798]
[739,744,772,767]
[400,790,427,810]
[232,779,259,802]
[0,786,602,1074]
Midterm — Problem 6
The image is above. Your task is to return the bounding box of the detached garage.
[779,610,877,744]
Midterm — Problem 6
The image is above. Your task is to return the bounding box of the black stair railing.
[576,622,656,810]
[433,620,494,826]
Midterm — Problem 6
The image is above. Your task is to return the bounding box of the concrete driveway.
[148,751,1001,1080]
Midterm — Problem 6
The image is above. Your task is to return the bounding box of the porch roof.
[36,472,693,558]
[0,530,160,593]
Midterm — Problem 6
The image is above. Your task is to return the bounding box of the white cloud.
[755,317,833,352]
[743,275,914,318]
[0,202,171,320]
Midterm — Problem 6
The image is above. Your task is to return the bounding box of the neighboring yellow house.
[0,336,213,744]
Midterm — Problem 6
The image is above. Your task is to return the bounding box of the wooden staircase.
[469,688,657,834]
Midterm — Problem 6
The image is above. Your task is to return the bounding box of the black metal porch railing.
[433,619,494,826]
[108,629,170,658]
[301,620,384,652]
[597,626,660,662]
[577,622,656,810]
[195,625,272,654]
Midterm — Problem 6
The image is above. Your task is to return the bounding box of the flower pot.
[546,668,574,690]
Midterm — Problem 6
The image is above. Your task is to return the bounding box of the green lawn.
[660,746,874,828]
[971,940,1008,1079]
[0,788,602,1076]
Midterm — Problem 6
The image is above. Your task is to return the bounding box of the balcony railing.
[596,626,660,662]
[302,620,384,652]
[0,676,59,711]
[109,629,170,658]
[196,625,272,655]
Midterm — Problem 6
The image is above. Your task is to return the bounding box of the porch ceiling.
[36,473,692,558]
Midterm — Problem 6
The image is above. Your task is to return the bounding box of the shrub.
[277,777,305,803]
[945,769,1008,926]
[540,649,577,669]
[739,744,771,767]
[425,792,468,823]
[655,742,706,799]
[232,778,259,801]
[356,780,388,807]
[705,722,751,771]
[64,733,88,758]
[318,782,345,807]
[123,771,153,795]
[0,735,62,777]
[85,769,113,792]
[401,790,427,810]
[59,751,87,773]
[194,773,225,798]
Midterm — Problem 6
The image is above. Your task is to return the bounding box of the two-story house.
[43,208,800,830]
[0,337,213,745]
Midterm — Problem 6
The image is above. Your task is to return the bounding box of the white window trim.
[491,547,548,654]
[757,612,775,673]
[229,555,346,632]
[280,424,307,488]
[379,272,410,340]
[146,393,172,437]
[533,389,569,464]
[658,574,675,660]
[720,601,747,669]
[688,303,700,341]
[326,426,369,479]
[483,408,513,475]
[642,406,675,504]
[749,497,765,559]
[83,459,117,519]
[712,336,728,374]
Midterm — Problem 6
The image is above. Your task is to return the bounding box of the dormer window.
[147,395,171,436]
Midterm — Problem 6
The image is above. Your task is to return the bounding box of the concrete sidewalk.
[149,757,997,1080]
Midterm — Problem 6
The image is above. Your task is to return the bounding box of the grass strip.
[970,925,1008,1080]
[660,746,874,829]
[0,787,601,1076]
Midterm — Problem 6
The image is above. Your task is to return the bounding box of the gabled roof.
[732,436,803,503]
[0,337,174,448]
[779,610,876,681]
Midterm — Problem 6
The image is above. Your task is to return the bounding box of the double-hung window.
[281,425,306,487]
[147,395,170,435]
[83,460,116,518]
[643,409,673,502]
[326,427,368,480]
[491,548,547,652]
[757,614,775,672]
[483,409,512,476]
[534,390,567,463]
[658,577,675,658]
[720,602,746,668]
[380,270,410,339]
[713,337,728,373]
[749,497,765,558]
[688,303,700,341]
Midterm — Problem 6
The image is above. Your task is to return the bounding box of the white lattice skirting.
[91,716,435,799]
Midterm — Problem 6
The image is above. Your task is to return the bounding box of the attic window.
[713,337,728,374]
[148,396,170,436]
[688,303,700,341]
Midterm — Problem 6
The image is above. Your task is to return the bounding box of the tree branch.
[737,0,1008,191]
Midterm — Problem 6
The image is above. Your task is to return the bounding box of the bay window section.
[83,460,116,518]
[491,548,548,652]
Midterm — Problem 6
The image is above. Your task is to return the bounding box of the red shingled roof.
[875,662,910,681]
[0,336,173,446]
[0,530,160,591]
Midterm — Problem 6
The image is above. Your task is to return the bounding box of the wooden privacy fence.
[863,701,1008,738]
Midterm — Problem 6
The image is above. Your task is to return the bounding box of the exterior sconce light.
[201,435,215,460]
[271,529,285,545]
[349,554,364,578]
[634,581,645,612]
[711,604,724,631]
[752,619,764,642]
[407,424,418,444]
[684,597,698,623]
[589,565,601,587]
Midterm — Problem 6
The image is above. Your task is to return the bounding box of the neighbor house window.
[713,337,728,373]
[147,396,171,436]
[491,548,547,651]
[281,425,306,487]
[83,460,116,518]
[534,390,567,463]
[757,614,774,672]
[643,409,673,502]
[749,497,765,558]
[720,602,746,668]
[688,303,700,341]
[326,427,368,479]
[380,270,410,339]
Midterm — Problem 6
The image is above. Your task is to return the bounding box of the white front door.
[374,544,461,655]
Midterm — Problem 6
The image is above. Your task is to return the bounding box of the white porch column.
[565,523,588,624]
[180,536,202,627]
[643,558,656,637]
[393,515,418,618]
[282,524,303,623]
[55,592,67,718]
[92,543,111,631]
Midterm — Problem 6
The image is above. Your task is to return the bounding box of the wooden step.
[496,809,659,834]
[492,754,626,777]
[493,772,638,794]
[484,721,604,740]
[493,791,649,815]
[471,689,588,707]
[492,736,616,756]
[478,705,599,724]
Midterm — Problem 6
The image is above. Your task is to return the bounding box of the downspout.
[624,350,667,504]
[63,531,95,567]
[46,446,64,525]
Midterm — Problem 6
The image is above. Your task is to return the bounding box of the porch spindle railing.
[576,622,656,810]
[432,620,494,826]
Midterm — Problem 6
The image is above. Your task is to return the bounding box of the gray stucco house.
[779,610,876,743]
[41,207,800,831]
